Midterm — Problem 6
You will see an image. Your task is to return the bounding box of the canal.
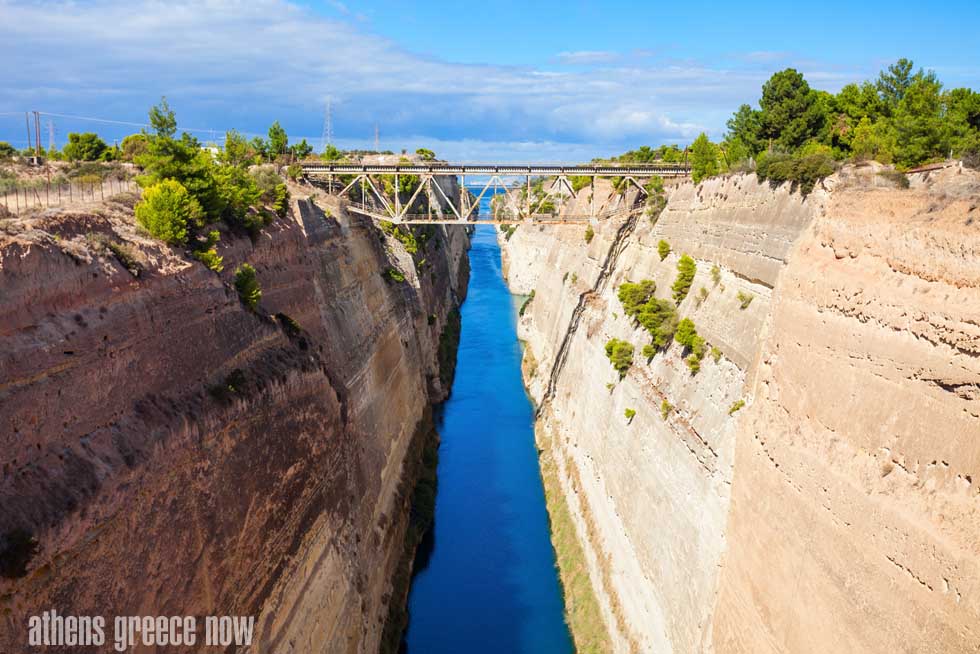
[401,214,574,653]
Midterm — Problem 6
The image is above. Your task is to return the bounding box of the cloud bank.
[0,0,865,160]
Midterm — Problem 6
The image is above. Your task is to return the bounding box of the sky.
[1,0,979,161]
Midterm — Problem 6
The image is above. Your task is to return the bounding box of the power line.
[35,111,268,140]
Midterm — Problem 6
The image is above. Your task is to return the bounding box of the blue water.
[402,216,574,653]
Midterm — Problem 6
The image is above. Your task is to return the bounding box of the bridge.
[300,162,689,224]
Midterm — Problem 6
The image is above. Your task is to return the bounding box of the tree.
[234,264,262,310]
[725,104,765,156]
[250,137,269,161]
[759,69,825,150]
[892,74,945,168]
[637,299,678,348]
[321,144,343,161]
[416,148,436,161]
[267,121,288,158]
[675,318,698,348]
[672,254,696,303]
[944,88,980,157]
[658,239,671,261]
[149,97,178,138]
[221,130,254,167]
[850,116,895,163]
[290,138,313,159]
[120,134,149,162]
[604,339,634,379]
[617,280,656,317]
[63,132,108,161]
[0,142,16,158]
[214,164,262,227]
[690,133,719,183]
[135,179,203,245]
[876,58,916,111]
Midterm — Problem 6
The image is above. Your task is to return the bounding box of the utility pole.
[25,112,32,154]
[374,123,379,153]
[34,111,42,158]
[47,120,55,152]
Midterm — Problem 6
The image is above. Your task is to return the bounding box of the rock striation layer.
[0,185,469,653]
[499,164,980,653]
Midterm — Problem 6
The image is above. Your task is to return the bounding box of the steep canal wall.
[499,165,980,653]
[0,183,469,653]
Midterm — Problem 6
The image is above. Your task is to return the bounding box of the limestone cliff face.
[0,186,469,653]
[499,164,980,653]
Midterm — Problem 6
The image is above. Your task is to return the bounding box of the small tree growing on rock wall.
[672,255,697,303]
[604,339,634,379]
[234,264,262,310]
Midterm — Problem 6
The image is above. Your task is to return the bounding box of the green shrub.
[711,346,722,363]
[584,225,594,243]
[686,354,701,373]
[234,264,262,309]
[605,382,615,393]
[135,179,203,245]
[710,265,721,285]
[637,298,678,348]
[380,220,420,254]
[276,312,302,337]
[617,280,656,318]
[672,255,696,303]
[286,163,303,181]
[63,132,108,161]
[642,344,656,360]
[695,286,709,306]
[192,247,224,272]
[604,339,634,379]
[737,291,754,309]
[728,399,746,415]
[273,183,289,217]
[756,151,835,196]
[384,268,406,283]
[519,289,535,317]
[624,408,636,422]
[660,400,673,419]
[675,318,698,349]
[658,239,671,261]
[571,273,578,284]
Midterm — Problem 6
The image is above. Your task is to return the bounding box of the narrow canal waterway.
[402,221,574,653]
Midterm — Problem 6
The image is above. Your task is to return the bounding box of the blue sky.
[1,0,978,161]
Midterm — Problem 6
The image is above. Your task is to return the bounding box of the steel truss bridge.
[300,162,689,224]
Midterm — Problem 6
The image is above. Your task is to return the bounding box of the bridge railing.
[301,162,691,176]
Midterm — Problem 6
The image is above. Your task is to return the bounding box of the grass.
[519,289,535,317]
[538,434,614,654]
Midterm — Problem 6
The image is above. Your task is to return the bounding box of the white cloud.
[554,50,620,65]
[0,0,868,157]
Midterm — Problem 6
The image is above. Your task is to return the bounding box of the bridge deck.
[301,162,689,176]
[345,203,636,225]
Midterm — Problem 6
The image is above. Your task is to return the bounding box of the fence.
[1,178,138,214]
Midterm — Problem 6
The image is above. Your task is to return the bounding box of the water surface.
[402,217,573,654]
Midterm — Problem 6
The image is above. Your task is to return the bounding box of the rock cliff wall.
[0,184,469,653]
[499,164,980,653]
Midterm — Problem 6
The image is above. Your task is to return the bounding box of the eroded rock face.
[499,165,980,653]
[0,188,469,653]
